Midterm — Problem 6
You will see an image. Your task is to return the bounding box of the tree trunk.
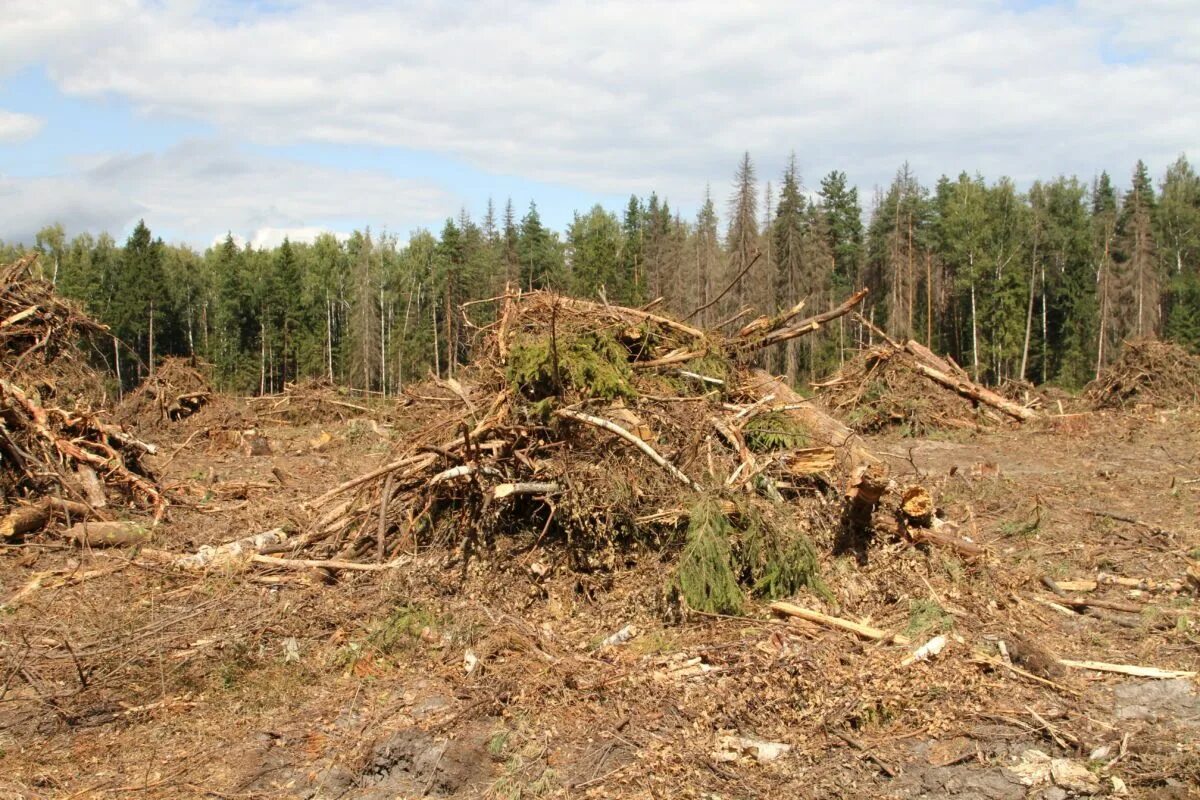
[1019,231,1038,381]
[1096,236,1110,380]
[970,278,980,382]
[148,298,155,378]
[259,316,266,396]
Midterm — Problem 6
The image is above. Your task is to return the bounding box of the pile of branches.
[279,288,887,611]
[1,255,163,537]
[1086,339,1200,409]
[1,254,109,405]
[117,356,213,426]
[816,335,1036,434]
[248,378,385,424]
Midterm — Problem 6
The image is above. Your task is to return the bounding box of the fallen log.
[746,370,880,476]
[911,363,1036,421]
[62,520,151,548]
[1,497,100,539]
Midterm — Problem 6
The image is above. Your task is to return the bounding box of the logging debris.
[116,356,214,426]
[0,254,164,529]
[1086,338,1200,409]
[815,339,1037,434]
[289,288,887,612]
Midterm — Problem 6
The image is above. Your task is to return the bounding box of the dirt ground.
[2,402,1198,799]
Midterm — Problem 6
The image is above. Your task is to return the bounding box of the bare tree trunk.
[380,283,387,396]
[260,316,266,396]
[432,303,441,378]
[148,299,155,378]
[399,283,415,392]
[970,279,979,382]
[1096,237,1110,380]
[114,336,123,399]
[1019,232,1038,381]
[1041,261,1049,384]
[326,292,334,382]
[925,251,933,346]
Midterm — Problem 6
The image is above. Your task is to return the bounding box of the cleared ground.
[2,402,1198,799]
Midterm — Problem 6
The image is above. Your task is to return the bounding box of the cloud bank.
[0,0,1196,244]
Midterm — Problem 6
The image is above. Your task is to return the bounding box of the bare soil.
[3,404,1199,799]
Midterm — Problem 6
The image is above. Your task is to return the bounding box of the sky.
[0,0,1197,250]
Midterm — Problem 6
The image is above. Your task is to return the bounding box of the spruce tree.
[726,152,759,315]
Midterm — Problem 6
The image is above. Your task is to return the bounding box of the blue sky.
[1,0,1196,249]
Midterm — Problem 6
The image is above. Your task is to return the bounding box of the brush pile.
[1086,338,1200,409]
[816,339,1036,434]
[1,255,163,537]
[248,378,388,424]
[117,356,213,426]
[278,288,907,611]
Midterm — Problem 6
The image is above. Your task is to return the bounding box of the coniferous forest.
[5,153,1199,395]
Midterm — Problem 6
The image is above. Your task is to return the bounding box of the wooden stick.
[493,482,562,500]
[1057,659,1196,679]
[554,408,700,490]
[1079,508,1178,538]
[970,653,1080,695]
[250,554,412,572]
[770,601,911,645]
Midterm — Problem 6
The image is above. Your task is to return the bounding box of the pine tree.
[726,152,759,315]
[619,196,645,305]
[117,220,167,379]
[773,156,806,381]
[693,188,720,327]
[819,170,864,295]
[1092,172,1119,375]
[517,202,563,290]
[1157,156,1200,349]
[567,205,623,301]
[1113,160,1158,340]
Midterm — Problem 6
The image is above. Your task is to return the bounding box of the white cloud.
[0,109,44,143]
[1,0,1197,220]
[248,226,351,249]
[0,139,452,245]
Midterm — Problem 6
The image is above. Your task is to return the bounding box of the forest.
[3,152,1198,395]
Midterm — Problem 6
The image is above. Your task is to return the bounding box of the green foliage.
[676,499,744,615]
[737,511,831,602]
[366,603,438,655]
[507,330,635,401]
[904,599,954,637]
[744,410,808,452]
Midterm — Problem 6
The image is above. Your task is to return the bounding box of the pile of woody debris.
[1,255,163,540]
[152,286,977,615]
[815,333,1037,434]
[1087,338,1200,410]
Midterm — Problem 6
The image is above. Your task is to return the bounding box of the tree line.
[4,153,1198,395]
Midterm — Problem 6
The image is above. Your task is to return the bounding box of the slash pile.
[815,338,1037,434]
[291,289,891,611]
[117,356,214,426]
[1,255,163,537]
[1086,338,1200,409]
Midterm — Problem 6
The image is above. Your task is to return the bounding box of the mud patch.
[354,726,492,798]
